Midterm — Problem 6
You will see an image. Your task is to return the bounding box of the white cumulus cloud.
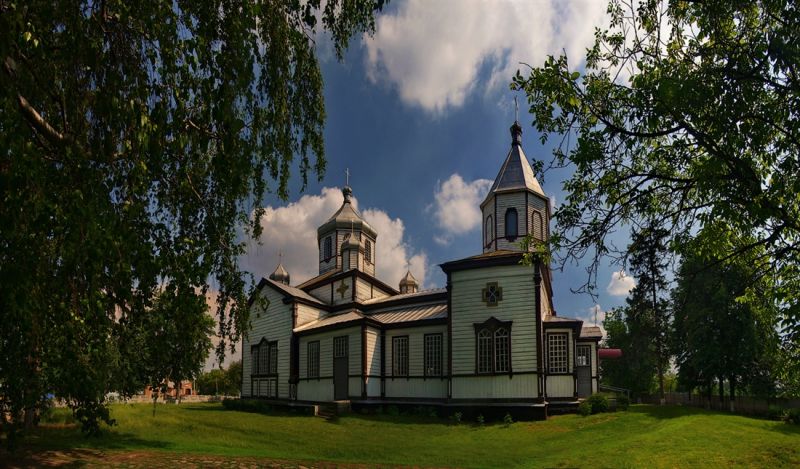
[607,270,636,297]
[240,187,428,290]
[430,174,492,245]
[365,0,608,113]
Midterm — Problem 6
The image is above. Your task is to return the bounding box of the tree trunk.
[718,376,725,405]
[729,376,736,412]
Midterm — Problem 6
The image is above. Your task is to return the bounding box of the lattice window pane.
[269,342,278,374]
[424,334,442,376]
[251,349,258,374]
[577,345,591,367]
[392,336,409,376]
[308,341,320,378]
[548,333,568,373]
[259,343,269,375]
[477,329,492,373]
[334,336,348,358]
[494,327,510,372]
[365,239,372,263]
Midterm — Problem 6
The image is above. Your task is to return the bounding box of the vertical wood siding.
[495,192,526,251]
[451,374,538,399]
[242,286,293,398]
[450,265,537,373]
[296,326,361,402]
[384,324,448,399]
[546,375,575,397]
[365,327,381,396]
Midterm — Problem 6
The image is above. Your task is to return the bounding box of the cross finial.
[514,96,519,123]
[278,250,283,263]
[345,168,350,187]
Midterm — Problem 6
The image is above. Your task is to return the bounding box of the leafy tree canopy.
[513,0,800,340]
[0,0,385,439]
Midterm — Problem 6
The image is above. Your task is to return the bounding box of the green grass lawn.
[14,403,800,468]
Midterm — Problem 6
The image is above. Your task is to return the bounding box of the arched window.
[477,329,492,373]
[485,216,493,247]
[365,239,372,263]
[494,327,510,372]
[324,236,332,259]
[505,208,518,239]
[474,317,513,374]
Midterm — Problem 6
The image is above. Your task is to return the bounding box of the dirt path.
[0,449,391,468]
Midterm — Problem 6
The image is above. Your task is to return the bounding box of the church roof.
[481,122,545,208]
[262,277,326,306]
[294,310,364,332]
[580,326,604,340]
[317,186,377,238]
[368,303,447,324]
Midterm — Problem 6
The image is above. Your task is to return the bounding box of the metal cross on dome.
[345,168,350,186]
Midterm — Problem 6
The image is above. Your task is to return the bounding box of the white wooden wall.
[242,286,293,398]
[297,326,361,401]
[449,264,539,399]
[384,324,448,399]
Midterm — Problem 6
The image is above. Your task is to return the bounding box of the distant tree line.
[196,361,242,397]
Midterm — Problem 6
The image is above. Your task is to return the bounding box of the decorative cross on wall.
[336,280,349,299]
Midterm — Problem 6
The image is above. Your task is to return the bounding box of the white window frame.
[424,334,443,377]
[392,336,409,377]
[548,333,569,374]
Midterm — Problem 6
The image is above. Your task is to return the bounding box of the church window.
[392,336,409,377]
[424,334,443,377]
[547,333,569,374]
[475,318,512,374]
[365,239,372,263]
[482,282,503,306]
[324,236,332,259]
[252,339,278,376]
[477,329,492,373]
[485,216,493,247]
[307,341,320,378]
[494,327,510,372]
[505,208,518,239]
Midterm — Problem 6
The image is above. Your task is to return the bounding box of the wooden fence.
[640,392,800,417]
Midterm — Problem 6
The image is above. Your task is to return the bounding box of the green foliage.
[602,307,656,398]
[503,412,514,426]
[476,414,485,426]
[0,0,384,441]
[450,411,462,424]
[513,0,800,345]
[786,408,800,425]
[196,360,242,396]
[616,395,630,411]
[671,226,780,398]
[586,394,610,414]
[221,398,273,415]
[767,405,786,422]
[578,401,592,417]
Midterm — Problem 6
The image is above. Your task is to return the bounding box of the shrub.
[786,408,800,425]
[476,414,485,425]
[450,412,462,424]
[222,398,272,414]
[578,401,592,416]
[767,405,786,421]
[386,405,400,416]
[616,395,630,411]
[586,394,610,414]
[503,413,514,427]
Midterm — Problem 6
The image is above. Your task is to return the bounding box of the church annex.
[241,121,602,418]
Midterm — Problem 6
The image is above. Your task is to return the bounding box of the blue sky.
[237,0,635,336]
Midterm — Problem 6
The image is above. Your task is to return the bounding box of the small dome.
[343,233,361,250]
[269,263,290,285]
[399,269,418,294]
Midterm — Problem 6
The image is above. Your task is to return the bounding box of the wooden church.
[241,121,602,418]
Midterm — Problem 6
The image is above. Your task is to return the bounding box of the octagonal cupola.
[317,185,377,276]
[480,121,550,253]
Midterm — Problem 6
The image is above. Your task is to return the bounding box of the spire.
[342,168,352,203]
[511,97,522,145]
